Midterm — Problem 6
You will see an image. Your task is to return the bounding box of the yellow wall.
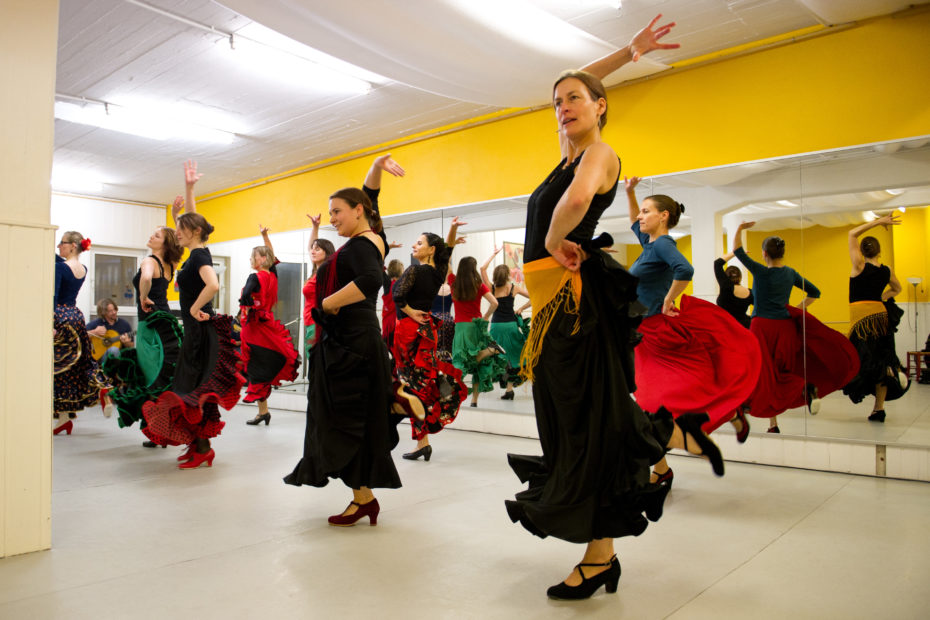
[893,206,930,304]
[189,11,930,245]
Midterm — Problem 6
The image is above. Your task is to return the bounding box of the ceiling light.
[776,200,798,207]
[864,210,878,222]
[885,188,905,196]
[54,99,236,144]
[898,207,906,213]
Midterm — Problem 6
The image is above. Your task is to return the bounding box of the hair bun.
[81,238,92,251]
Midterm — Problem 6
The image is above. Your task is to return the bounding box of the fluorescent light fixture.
[898,207,906,213]
[54,100,236,144]
[221,31,372,95]
[52,168,104,193]
[885,188,905,196]
[776,199,799,207]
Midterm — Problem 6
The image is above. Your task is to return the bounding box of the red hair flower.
[81,238,92,251]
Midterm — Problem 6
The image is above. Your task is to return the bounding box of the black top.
[491,284,517,323]
[132,255,172,318]
[431,293,452,315]
[363,185,390,260]
[849,263,890,303]
[393,264,444,320]
[86,316,133,335]
[713,258,753,327]
[316,236,384,312]
[177,247,214,319]
[524,153,620,263]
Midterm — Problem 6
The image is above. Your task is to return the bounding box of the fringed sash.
[848,300,888,339]
[519,257,582,383]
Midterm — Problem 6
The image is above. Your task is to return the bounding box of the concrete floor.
[2,405,929,619]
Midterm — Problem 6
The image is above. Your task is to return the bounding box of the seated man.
[86,299,134,417]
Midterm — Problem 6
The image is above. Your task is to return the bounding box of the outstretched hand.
[184,159,202,187]
[453,236,467,246]
[624,175,641,192]
[389,241,403,249]
[307,213,322,227]
[877,213,902,228]
[375,153,405,178]
[258,224,270,236]
[172,195,184,219]
[629,14,680,62]
[450,216,467,228]
[738,220,757,230]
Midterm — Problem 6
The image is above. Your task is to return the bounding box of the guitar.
[90,329,135,360]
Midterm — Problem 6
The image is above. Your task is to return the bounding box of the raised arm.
[624,175,641,224]
[581,14,679,79]
[306,213,321,253]
[183,159,202,214]
[732,221,755,253]
[446,216,466,248]
[848,214,900,276]
[364,153,405,190]
[480,247,502,289]
[259,224,274,260]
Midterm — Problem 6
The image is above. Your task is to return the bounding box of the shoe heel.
[424,445,432,462]
[605,574,619,594]
[264,414,271,426]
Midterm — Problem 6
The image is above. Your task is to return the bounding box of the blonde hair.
[252,246,274,269]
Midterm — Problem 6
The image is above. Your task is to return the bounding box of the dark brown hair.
[452,256,481,301]
[645,195,685,229]
[725,265,742,284]
[176,213,215,242]
[860,236,881,259]
[762,236,786,260]
[422,233,452,276]
[159,227,182,275]
[96,298,116,319]
[330,187,382,234]
[310,238,336,276]
[492,264,510,289]
[553,70,608,130]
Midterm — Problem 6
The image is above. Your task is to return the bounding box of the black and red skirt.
[240,309,300,403]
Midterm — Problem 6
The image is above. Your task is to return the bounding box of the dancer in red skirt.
[142,160,245,468]
[626,178,761,485]
[240,225,300,426]
[302,213,335,360]
[382,259,404,350]
[392,229,467,461]
[732,220,859,433]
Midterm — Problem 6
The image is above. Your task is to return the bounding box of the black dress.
[714,258,753,329]
[505,155,674,544]
[285,235,402,490]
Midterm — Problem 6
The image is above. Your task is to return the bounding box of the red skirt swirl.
[141,314,245,446]
[747,306,859,418]
[633,295,761,433]
[392,316,467,441]
[240,309,300,403]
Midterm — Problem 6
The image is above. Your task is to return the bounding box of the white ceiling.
[52,0,926,204]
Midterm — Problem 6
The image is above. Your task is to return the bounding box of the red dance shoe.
[178,449,214,469]
[53,420,73,435]
[177,444,196,462]
[328,498,380,527]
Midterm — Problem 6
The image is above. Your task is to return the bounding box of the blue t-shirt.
[629,221,694,316]
[86,317,133,336]
[733,247,820,319]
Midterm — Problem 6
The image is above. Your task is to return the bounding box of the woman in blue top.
[733,221,858,433]
[53,231,108,435]
[627,178,761,485]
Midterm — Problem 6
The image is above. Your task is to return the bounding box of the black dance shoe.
[675,412,725,477]
[868,410,886,423]
[500,390,515,400]
[402,445,432,461]
[246,413,271,426]
[546,555,621,600]
[767,425,780,434]
[653,468,674,486]
[142,441,167,448]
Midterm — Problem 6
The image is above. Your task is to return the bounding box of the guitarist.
[87,299,134,360]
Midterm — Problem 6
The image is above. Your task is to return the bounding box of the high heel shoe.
[394,383,426,421]
[328,498,379,527]
[868,409,886,422]
[732,408,750,444]
[142,441,167,448]
[652,468,674,486]
[178,448,214,469]
[546,555,621,600]
[177,444,196,462]
[675,412,725,477]
[53,420,73,436]
[246,412,271,426]
[403,445,432,461]
[500,390,514,400]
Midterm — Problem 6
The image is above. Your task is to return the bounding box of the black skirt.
[285,307,401,490]
[505,252,674,544]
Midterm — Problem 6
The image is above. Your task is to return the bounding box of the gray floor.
[2,406,929,619]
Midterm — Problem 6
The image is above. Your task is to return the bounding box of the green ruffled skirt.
[452,318,508,393]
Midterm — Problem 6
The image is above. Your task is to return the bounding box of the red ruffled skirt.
[392,317,467,440]
[142,314,245,446]
[747,306,859,418]
[240,310,300,402]
[633,295,761,433]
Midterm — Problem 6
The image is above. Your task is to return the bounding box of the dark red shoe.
[177,444,196,462]
[178,448,214,469]
[733,408,750,444]
[53,420,73,435]
[653,468,674,486]
[328,499,380,527]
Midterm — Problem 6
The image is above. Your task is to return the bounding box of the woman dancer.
[240,226,301,426]
[481,247,531,399]
[842,214,905,421]
[506,19,728,601]
[53,231,108,434]
[714,250,753,329]
[284,185,400,526]
[448,233,507,408]
[302,213,335,360]
[430,281,455,362]
[141,160,245,467]
[733,221,858,432]
[626,178,759,484]
[392,231,467,461]
[381,259,404,349]
[102,223,184,447]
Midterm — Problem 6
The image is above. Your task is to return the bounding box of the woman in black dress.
[714,251,753,329]
[284,185,401,526]
[505,17,726,601]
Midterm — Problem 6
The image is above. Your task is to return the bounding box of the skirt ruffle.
[430,310,455,363]
[393,317,467,440]
[489,319,529,388]
[451,318,508,393]
[633,295,761,433]
[54,304,109,416]
[102,310,182,429]
[141,314,245,446]
[843,308,909,403]
[240,312,300,403]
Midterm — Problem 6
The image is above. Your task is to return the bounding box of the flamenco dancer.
[284,184,400,526]
[481,247,531,400]
[302,213,335,360]
[141,160,245,468]
[505,17,727,601]
[392,228,468,462]
[101,222,184,447]
[714,246,754,329]
[53,231,108,434]
[430,270,456,363]
[842,214,906,422]
[240,225,301,426]
[626,178,761,485]
[733,220,858,433]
